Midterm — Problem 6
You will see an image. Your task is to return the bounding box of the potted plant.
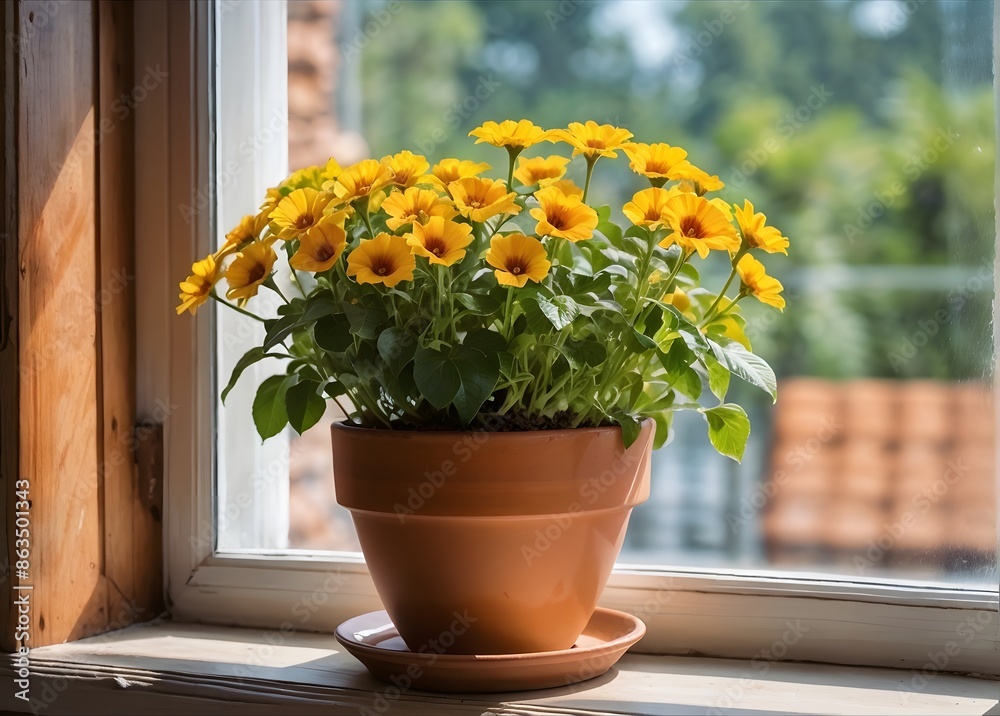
[178,119,788,659]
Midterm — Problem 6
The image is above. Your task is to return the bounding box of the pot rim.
[330,417,655,439]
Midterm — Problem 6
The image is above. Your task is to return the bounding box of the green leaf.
[702,404,751,462]
[611,411,642,448]
[595,220,622,245]
[463,328,508,354]
[712,338,778,401]
[624,326,657,353]
[285,380,326,434]
[343,300,387,340]
[377,327,417,376]
[252,374,295,441]
[452,346,501,424]
[301,294,339,322]
[652,411,674,450]
[519,297,553,335]
[413,346,462,409]
[564,337,607,367]
[673,366,703,400]
[262,314,301,351]
[455,292,502,315]
[537,294,579,330]
[705,354,731,400]
[221,347,286,404]
[314,314,353,353]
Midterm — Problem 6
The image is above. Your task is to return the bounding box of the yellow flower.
[469,119,551,151]
[405,217,474,267]
[548,121,633,159]
[529,185,598,242]
[734,200,789,255]
[449,177,521,222]
[665,288,690,312]
[383,150,432,188]
[260,187,283,214]
[485,233,551,288]
[431,158,491,186]
[332,159,395,204]
[622,187,681,228]
[513,155,571,187]
[660,193,740,258]
[670,161,724,195]
[176,255,220,315]
[283,158,341,191]
[381,187,458,231]
[269,188,335,241]
[289,212,349,273]
[347,233,416,287]
[219,212,269,257]
[737,254,785,310]
[225,241,278,302]
[623,142,689,183]
[542,178,584,198]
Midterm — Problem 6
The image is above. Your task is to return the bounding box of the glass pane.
[221,0,998,589]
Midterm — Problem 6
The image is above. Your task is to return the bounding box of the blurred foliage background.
[344,0,995,383]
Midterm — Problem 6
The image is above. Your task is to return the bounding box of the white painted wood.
[1,622,997,715]
[131,0,1000,679]
[215,0,290,552]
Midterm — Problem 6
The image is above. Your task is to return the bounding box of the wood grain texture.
[0,621,996,715]
[97,0,162,636]
[17,0,107,646]
[0,0,20,655]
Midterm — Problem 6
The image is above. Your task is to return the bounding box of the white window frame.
[136,0,1000,674]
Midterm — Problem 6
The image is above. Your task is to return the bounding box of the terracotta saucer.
[335,606,645,693]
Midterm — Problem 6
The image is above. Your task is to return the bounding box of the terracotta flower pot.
[331,419,654,655]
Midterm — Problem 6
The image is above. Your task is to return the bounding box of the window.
[139,0,1000,671]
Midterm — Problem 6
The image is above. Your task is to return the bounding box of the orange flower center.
[295,213,315,230]
[424,237,447,257]
[377,266,388,275]
[681,217,703,238]
[547,207,569,230]
[247,263,267,284]
[315,244,334,262]
[586,138,607,149]
[512,266,522,275]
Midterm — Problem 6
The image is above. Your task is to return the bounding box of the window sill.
[1,621,998,715]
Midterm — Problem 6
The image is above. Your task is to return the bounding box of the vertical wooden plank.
[0,0,20,654]
[17,0,107,645]
[97,0,161,634]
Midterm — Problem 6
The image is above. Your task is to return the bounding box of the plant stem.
[506,146,519,188]
[582,156,598,203]
[702,248,747,323]
[500,286,516,340]
[210,292,265,322]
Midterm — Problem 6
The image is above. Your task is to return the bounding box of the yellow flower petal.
[660,193,740,258]
[513,155,571,187]
[334,159,395,204]
[449,177,521,222]
[469,119,551,150]
[405,217,474,267]
[547,121,633,159]
[269,188,335,241]
[176,255,220,315]
[381,187,457,231]
[485,233,551,288]
[347,233,416,287]
[225,242,278,301]
[529,185,598,242]
[734,200,789,254]
[737,254,785,310]
[289,211,349,273]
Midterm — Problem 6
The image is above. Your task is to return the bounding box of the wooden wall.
[1,0,162,651]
